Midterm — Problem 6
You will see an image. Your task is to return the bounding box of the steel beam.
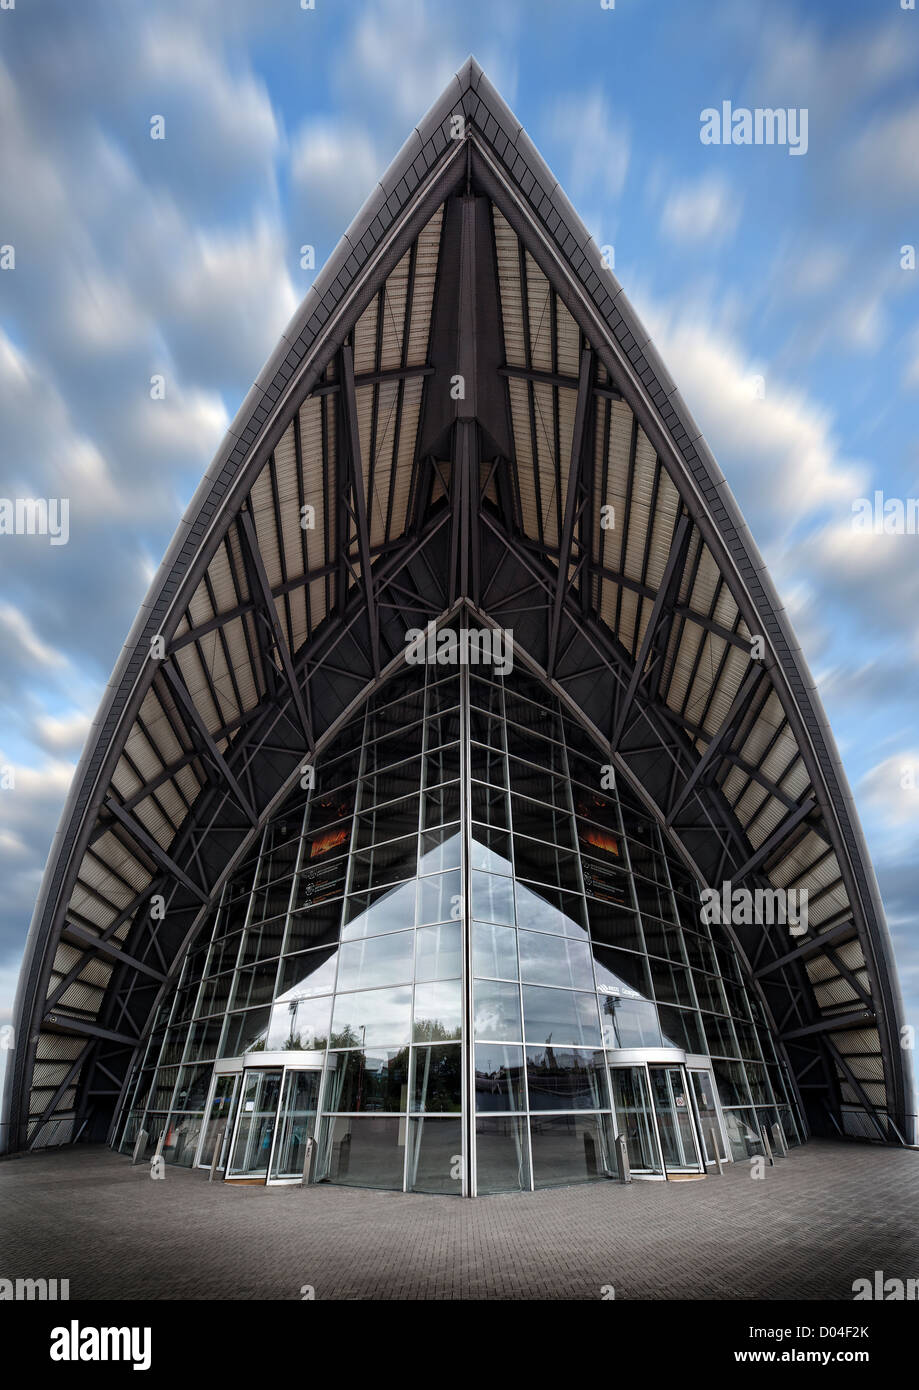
[161,663,258,826]
[732,796,817,881]
[547,347,592,679]
[104,798,209,904]
[340,344,381,676]
[667,664,763,825]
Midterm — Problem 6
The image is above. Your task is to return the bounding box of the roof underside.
[5,60,911,1153]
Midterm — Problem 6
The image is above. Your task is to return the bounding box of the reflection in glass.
[525,1048,609,1110]
[227,1069,282,1177]
[270,1070,320,1179]
[518,931,594,990]
[317,1115,405,1189]
[610,1066,660,1174]
[406,1117,462,1194]
[475,1116,530,1193]
[471,870,515,925]
[335,931,414,993]
[342,880,416,940]
[413,980,462,1041]
[474,1044,526,1111]
[415,922,462,982]
[325,1049,409,1112]
[412,1044,461,1112]
[522,986,602,1047]
[472,921,518,980]
[330,986,412,1048]
[473,979,522,1041]
[265,995,331,1051]
[529,1113,617,1187]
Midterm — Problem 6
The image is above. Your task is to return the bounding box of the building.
[3,60,912,1195]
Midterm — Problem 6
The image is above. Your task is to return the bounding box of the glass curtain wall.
[116,648,802,1191]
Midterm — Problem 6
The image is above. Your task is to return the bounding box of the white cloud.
[635,293,867,536]
[290,121,384,239]
[844,101,919,205]
[548,90,630,202]
[0,604,67,671]
[660,175,741,245]
[861,753,919,829]
[33,711,93,753]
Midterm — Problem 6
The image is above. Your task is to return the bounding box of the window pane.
[407,1117,463,1194]
[331,986,412,1048]
[598,995,662,1049]
[318,1115,405,1189]
[475,1116,530,1193]
[412,1045,461,1112]
[325,1049,409,1112]
[518,931,594,990]
[472,922,518,980]
[515,882,587,938]
[473,980,522,1042]
[266,996,331,1051]
[342,881,415,940]
[336,932,414,992]
[415,922,462,982]
[413,980,462,1042]
[277,946,338,1000]
[417,869,461,925]
[525,1048,609,1111]
[474,1044,526,1112]
[471,870,515,925]
[529,1113,617,1187]
[522,986,601,1047]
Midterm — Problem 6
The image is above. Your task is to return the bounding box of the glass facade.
[116,649,802,1193]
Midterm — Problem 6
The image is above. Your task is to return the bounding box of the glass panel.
[649,1066,701,1171]
[330,986,413,1048]
[722,1108,765,1161]
[161,1113,204,1168]
[419,828,462,874]
[326,1049,409,1113]
[522,986,602,1047]
[474,1044,526,1112]
[525,1047,610,1111]
[529,1113,617,1187]
[689,1070,727,1163]
[599,995,663,1048]
[413,980,462,1041]
[475,1116,531,1193]
[415,922,462,982]
[518,931,594,989]
[411,1044,462,1112]
[270,1070,320,1179]
[515,882,587,939]
[265,995,331,1051]
[198,1074,239,1169]
[318,1115,405,1190]
[472,922,518,980]
[417,869,462,925]
[220,1007,271,1057]
[276,946,338,999]
[406,1118,463,1194]
[336,932,414,992]
[342,881,416,940]
[227,1069,282,1177]
[611,1066,660,1173]
[470,870,515,925]
[473,979,522,1041]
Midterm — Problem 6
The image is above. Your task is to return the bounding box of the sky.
[0,0,917,1114]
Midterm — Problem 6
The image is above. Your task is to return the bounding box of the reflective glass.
[415,922,462,982]
[529,1113,617,1187]
[472,921,518,980]
[406,1118,462,1194]
[471,870,515,925]
[342,880,416,940]
[518,930,594,990]
[335,932,414,993]
[330,986,412,1048]
[265,995,331,1051]
[325,1049,409,1112]
[525,1048,609,1111]
[474,1044,526,1111]
[318,1115,405,1189]
[522,986,602,1047]
[473,980,522,1041]
[475,1116,530,1193]
[412,1044,462,1112]
[413,980,462,1041]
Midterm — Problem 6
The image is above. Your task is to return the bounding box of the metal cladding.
[3,58,912,1156]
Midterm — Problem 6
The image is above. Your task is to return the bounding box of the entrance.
[688,1068,728,1165]
[197,1058,322,1184]
[648,1065,703,1173]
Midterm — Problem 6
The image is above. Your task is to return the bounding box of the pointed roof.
[3,58,911,1154]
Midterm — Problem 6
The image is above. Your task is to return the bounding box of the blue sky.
[1,0,917,1110]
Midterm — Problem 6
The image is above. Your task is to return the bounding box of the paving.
[1,1139,917,1300]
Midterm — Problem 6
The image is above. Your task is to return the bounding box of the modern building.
[3,60,913,1196]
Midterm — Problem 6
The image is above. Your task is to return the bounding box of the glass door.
[226,1068,283,1179]
[649,1065,703,1173]
[197,1072,240,1171]
[688,1069,728,1164]
[269,1069,321,1181]
[610,1066,662,1174]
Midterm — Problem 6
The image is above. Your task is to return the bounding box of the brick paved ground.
[1,1139,917,1300]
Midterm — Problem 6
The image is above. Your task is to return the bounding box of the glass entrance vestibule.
[608,1049,730,1178]
[195,1047,731,1188]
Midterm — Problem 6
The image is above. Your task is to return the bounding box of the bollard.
[771,1121,787,1157]
[301,1135,316,1186]
[760,1124,775,1166]
[131,1128,148,1166]
[708,1126,723,1175]
[208,1121,227,1182]
[616,1133,631,1184]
